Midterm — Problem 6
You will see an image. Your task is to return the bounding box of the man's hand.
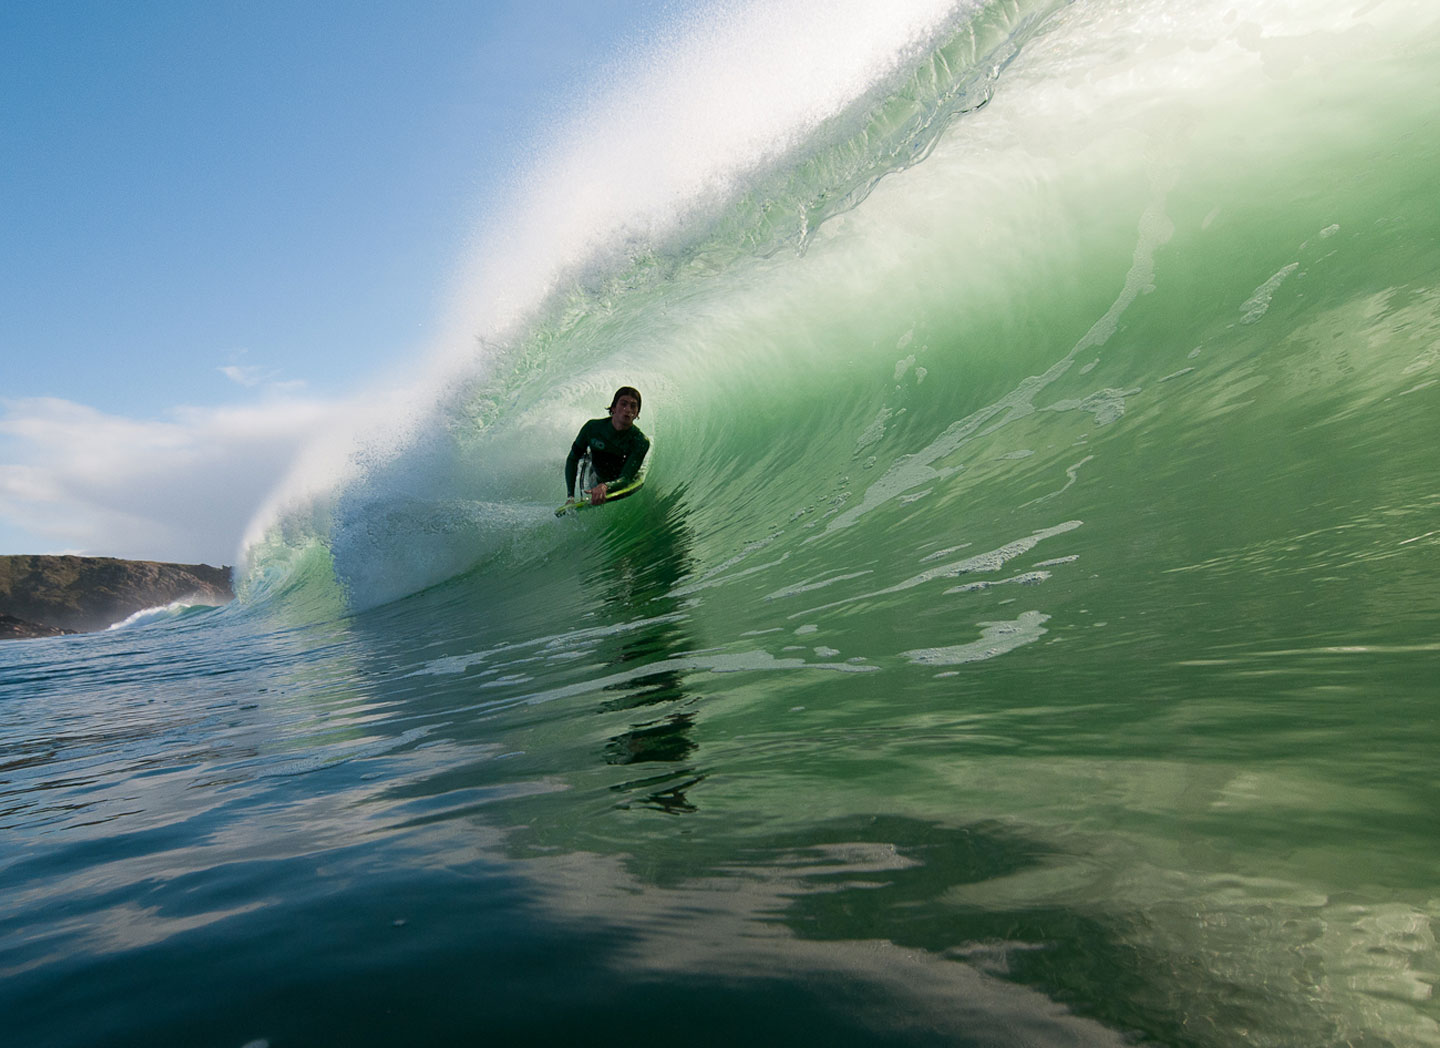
[587,482,608,506]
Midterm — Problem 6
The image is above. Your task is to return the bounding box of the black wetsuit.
[565,418,650,498]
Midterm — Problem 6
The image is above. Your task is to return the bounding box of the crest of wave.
[235,0,978,607]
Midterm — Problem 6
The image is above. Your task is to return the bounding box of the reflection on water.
[589,493,708,814]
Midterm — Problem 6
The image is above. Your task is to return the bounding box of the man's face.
[610,394,639,430]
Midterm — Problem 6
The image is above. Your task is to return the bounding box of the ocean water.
[4,1,1440,1045]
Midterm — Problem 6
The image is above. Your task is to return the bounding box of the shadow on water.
[585,488,708,815]
[721,814,1213,1048]
[6,841,1022,1048]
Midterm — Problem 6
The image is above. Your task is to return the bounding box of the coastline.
[0,555,234,639]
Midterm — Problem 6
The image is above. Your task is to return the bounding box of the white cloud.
[0,394,338,565]
[218,364,270,387]
[218,363,307,395]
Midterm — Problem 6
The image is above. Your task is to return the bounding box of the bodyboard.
[555,456,650,516]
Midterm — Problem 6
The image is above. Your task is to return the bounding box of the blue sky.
[0,0,672,562]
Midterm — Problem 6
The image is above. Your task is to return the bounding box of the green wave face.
[220,3,1440,1043]
[341,0,1440,634]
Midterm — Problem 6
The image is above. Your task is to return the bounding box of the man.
[564,386,650,506]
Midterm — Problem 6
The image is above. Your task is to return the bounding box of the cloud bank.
[0,395,337,565]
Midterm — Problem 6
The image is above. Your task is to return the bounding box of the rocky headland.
[0,555,234,639]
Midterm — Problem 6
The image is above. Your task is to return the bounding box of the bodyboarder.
[564,386,650,507]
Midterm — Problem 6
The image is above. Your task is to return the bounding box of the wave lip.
[105,599,220,631]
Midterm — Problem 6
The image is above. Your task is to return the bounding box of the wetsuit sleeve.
[564,426,588,497]
[615,433,650,487]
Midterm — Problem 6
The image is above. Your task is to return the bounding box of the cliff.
[0,555,234,637]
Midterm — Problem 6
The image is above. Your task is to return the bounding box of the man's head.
[608,386,641,430]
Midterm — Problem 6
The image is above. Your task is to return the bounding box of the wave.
[236,0,1068,611]
[105,599,222,631]
[237,0,1440,620]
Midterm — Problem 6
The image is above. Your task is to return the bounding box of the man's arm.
[564,428,588,498]
[614,434,650,488]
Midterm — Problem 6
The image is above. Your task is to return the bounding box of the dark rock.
[0,613,79,640]
[0,555,234,637]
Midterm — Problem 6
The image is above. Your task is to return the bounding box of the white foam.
[943,570,1052,595]
[104,599,212,631]
[901,610,1051,666]
[792,521,1079,618]
[1240,262,1300,325]
[763,570,873,601]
